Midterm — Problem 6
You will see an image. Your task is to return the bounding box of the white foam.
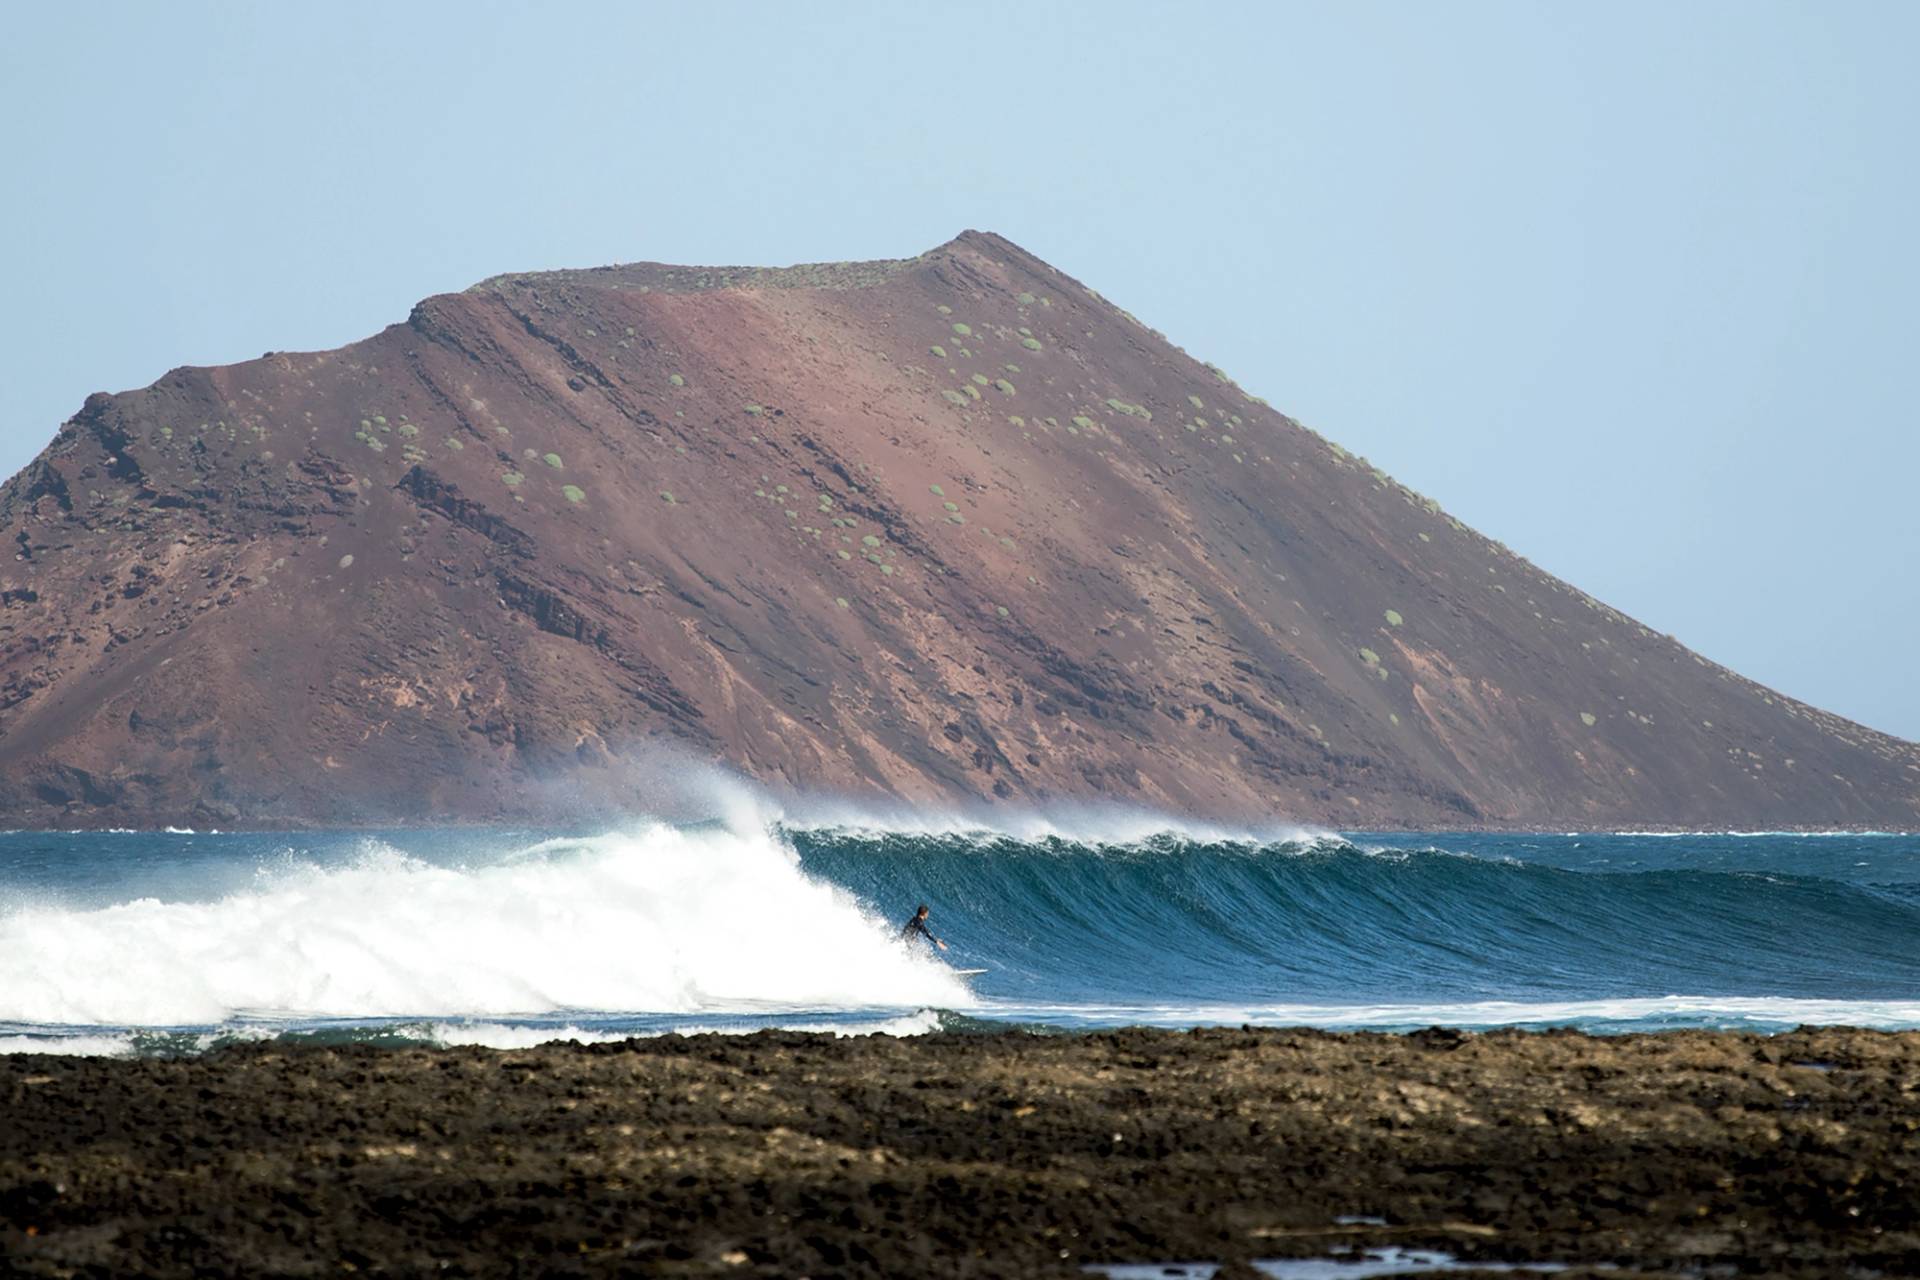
[422,1008,949,1049]
[0,1009,952,1057]
[555,753,1337,848]
[425,1022,636,1049]
[1604,830,1913,839]
[0,824,974,1026]
[0,1033,136,1057]
[785,804,1332,850]
[627,1007,949,1040]
[987,995,1920,1031]
[840,1007,946,1037]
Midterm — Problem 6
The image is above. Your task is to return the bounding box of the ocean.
[1,810,1916,1056]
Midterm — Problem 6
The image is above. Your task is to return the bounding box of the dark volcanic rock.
[0,231,1914,827]
[3,1028,1917,1277]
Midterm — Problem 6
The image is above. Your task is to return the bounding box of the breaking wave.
[1,796,1917,1052]
[0,823,973,1027]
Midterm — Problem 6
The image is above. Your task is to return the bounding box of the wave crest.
[0,824,974,1026]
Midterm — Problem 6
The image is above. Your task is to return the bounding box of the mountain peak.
[0,238,1912,829]
[464,230,1003,301]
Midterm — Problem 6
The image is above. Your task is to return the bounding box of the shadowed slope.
[0,231,1913,827]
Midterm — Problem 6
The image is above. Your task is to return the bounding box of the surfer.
[900,903,948,952]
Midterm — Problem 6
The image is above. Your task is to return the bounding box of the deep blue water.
[0,821,1915,1055]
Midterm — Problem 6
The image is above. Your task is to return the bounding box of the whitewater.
[1,805,1916,1056]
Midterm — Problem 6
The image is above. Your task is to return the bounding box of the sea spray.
[0,823,973,1026]
[2,821,1918,1052]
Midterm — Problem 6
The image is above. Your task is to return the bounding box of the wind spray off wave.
[0,824,974,1027]
[3,817,1919,1053]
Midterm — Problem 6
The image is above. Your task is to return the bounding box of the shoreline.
[6,1026,1917,1277]
[12,993,1920,1058]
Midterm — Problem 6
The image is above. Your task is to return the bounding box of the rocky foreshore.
[4,1026,1916,1278]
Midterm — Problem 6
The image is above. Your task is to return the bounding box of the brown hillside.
[0,231,1913,828]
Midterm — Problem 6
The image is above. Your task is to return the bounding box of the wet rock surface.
[4,1026,1916,1277]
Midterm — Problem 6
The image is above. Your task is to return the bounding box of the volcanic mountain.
[0,232,1914,829]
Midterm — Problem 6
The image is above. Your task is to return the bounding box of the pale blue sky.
[4,3,1914,738]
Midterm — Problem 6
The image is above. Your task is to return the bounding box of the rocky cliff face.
[1,231,1914,828]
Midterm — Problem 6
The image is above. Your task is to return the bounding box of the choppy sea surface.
[1,809,1915,1055]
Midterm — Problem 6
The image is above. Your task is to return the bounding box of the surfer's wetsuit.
[901,914,942,949]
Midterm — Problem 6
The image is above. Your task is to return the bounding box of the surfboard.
[951,967,989,976]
